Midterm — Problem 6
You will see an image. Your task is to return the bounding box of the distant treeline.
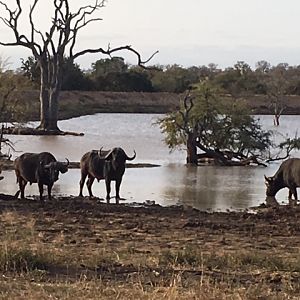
[15,57,300,95]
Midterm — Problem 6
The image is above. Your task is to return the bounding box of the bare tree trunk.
[0,125,3,155]
[48,62,63,131]
[37,64,50,130]
[274,114,280,126]
[37,57,61,131]
[48,88,60,131]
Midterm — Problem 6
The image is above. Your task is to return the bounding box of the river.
[1,114,299,211]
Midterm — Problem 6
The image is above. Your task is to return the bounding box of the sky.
[1,0,300,70]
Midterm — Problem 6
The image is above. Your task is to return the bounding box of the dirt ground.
[0,195,300,298]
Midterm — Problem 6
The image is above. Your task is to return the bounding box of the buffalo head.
[104,147,136,170]
[105,147,136,161]
[41,158,69,182]
[264,175,277,197]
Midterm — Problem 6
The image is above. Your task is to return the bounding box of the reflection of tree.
[162,165,256,210]
[162,166,218,210]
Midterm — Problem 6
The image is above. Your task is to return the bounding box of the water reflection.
[1,114,299,210]
[162,165,263,210]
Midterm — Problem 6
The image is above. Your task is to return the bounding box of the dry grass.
[0,200,300,299]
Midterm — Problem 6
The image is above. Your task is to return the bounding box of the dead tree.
[269,97,286,126]
[0,0,158,132]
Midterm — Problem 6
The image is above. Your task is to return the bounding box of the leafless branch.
[0,0,41,55]
[74,45,159,68]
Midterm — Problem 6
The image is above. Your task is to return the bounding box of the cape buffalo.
[264,158,300,200]
[79,147,136,203]
[14,152,69,201]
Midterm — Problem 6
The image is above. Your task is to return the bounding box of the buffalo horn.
[105,149,113,159]
[98,147,104,157]
[64,158,70,166]
[264,175,271,183]
[126,150,136,161]
[43,162,53,169]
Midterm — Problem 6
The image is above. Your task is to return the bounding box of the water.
[1,114,299,211]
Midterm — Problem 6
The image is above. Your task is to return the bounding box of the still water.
[1,114,299,211]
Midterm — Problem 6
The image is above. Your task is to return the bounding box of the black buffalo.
[14,152,69,201]
[79,147,136,203]
[265,158,300,200]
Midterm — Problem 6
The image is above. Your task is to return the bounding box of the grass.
[159,246,300,273]
[0,208,300,299]
[0,275,298,300]
[0,246,54,273]
[0,211,65,275]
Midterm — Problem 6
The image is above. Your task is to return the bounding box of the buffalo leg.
[105,179,111,203]
[293,188,298,201]
[79,172,87,197]
[47,183,53,200]
[38,182,44,202]
[289,187,298,200]
[115,179,122,204]
[19,179,27,199]
[86,176,95,198]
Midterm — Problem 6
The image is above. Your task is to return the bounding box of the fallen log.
[0,159,160,170]
[3,127,84,136]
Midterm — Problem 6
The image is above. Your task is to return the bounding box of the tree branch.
[73,45,159,68]
[0,0,41,55]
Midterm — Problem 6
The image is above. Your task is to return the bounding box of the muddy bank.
[14,90,181,121]
[0,196,300,298]
[11,90,300,121]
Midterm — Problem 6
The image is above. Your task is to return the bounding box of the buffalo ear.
[57,159,69,174]
[264,175,272,185]
[58,164,68,174]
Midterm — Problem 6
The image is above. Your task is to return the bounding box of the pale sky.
[1,0,300,70]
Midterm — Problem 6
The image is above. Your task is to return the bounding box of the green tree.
[61,58,94,91]
[157,82,275,166]
[90,57,128,78]
[90,57,153,92]
[21,56,94,91]
[213,61,260,97]
[0,65,33,161]
[0,70,34,123]
[151,64,192,93]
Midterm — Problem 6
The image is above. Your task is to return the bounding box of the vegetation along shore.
[3,90,300,122]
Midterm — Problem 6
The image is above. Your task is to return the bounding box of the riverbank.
[0,196,299,299]
[11,90,300,121]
